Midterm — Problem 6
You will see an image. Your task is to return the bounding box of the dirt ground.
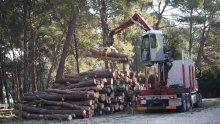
[66,98,220,124]
[1,98,220,124]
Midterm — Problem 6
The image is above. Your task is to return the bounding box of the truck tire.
[186,93,192,111]
[179,94,187,112]
[194,93,202,108]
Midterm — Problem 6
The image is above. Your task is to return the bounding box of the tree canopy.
[0,0,219,104]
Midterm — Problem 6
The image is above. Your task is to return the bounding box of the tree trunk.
[56,7,79,79]
[23,0,29,93]
[73,30,80,73]
[98,0,110,69]
[0,52,10,107]
[0,61,4,103]
[29,28,37,93]
[188,8,193,58]
[11,48,21,102]
[196,22,210,68]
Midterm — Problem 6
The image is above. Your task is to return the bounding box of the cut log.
[104,85,114,90]
[105,78,114,85]
[45,89,94,94]
[89,48,129,59]
[119,104,124,111]
[87,54,129,63]
[97,103,104,109]
[66,100,93,106]
[110,91,115,98]
[110,104,115,113]
[94,109,103,115]
[100,87,111,94]
[35,98,89,110]
[103,107,111,112]
[60,79,97,89]
[99,78,107,84]
[15,104,87,118]
[55,78,87,84]
[99,94,106,102]
[115,92,125,96]
[21,93,91,101]
[94,103,97,109]
[15,110,72,121]
[114,103,119,111]
[69,85,102,91]
[111,97,118,104]
[86,69,115,78]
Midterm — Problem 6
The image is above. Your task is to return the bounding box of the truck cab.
[141,30,167,65]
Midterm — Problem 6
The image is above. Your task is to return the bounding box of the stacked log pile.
[15,48,143,120]
[15,69,143,121]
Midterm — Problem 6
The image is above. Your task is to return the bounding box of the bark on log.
[69,85,102,91]
[104,85,114,90]
[15,110,72,121]
[55,78,88,84]
[21,93,91,101]
[60,79,97,89]
[15,104,87,118]
[35,98,89,110]
[66,100,93,106]
[87,54,129,63]
[45,89,94,94]
[89,48,128,59]
[100,87,111,94]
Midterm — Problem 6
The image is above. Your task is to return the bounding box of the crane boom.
[109,13,153,45]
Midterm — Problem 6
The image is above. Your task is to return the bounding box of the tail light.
[137,97,145,100]
[169,96,177,99]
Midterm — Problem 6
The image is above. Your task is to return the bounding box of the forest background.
[0,0,219,106]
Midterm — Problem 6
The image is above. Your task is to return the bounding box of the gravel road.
[69,98,220,124]
[1,98,220,124]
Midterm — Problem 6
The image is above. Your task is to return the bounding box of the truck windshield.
[150,34,157,48]
[141,35,150,61]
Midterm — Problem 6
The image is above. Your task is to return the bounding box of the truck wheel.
[186,94,192,111]
[179,94,187,112]
[194,93,202,108]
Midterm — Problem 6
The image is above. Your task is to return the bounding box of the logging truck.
[109,13,202,112]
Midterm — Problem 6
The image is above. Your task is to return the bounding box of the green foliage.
[0,0,219,101]
[199,66,220,98]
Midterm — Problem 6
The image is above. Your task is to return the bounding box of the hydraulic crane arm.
[109,13,153,45]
